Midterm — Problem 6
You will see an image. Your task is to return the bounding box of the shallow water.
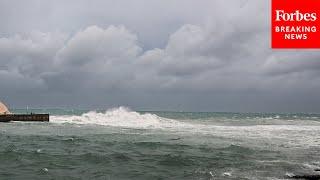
[1,107,320,179]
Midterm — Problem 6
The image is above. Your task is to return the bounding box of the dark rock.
[288,174,320,180]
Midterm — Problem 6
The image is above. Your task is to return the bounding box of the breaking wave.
[51,107,185,129]
[50,107,320,148]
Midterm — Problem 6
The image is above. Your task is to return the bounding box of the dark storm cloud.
[0,0,320,112]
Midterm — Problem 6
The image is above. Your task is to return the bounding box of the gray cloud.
[0,0,320,112]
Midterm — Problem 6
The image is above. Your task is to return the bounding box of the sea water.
[0,107,320,179]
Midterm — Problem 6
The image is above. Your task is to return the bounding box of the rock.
[287,174,320,180]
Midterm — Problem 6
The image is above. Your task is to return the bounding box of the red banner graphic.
[272,0,320,48]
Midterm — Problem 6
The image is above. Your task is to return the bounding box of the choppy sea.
[1,107,320,180]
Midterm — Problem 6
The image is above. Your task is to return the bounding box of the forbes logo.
[275,10,317,22]
[272,0,320,48]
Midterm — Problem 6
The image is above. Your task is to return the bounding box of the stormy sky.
[0,0,320,112]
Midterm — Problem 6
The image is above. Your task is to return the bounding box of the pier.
[0,101,49,122]
[0,114,49,122]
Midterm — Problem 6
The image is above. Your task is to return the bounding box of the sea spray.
[48,107,320,149]
[50,107,184,129]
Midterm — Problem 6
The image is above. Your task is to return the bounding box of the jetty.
[0,101,49,122]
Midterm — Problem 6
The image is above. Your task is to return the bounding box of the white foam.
[50,107,320,148]
[303,162,320,170]
[222,172,232,177]
[285,172,295,178]
[51,107,183,129]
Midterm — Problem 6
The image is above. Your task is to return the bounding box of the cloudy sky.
[0,0,320,112]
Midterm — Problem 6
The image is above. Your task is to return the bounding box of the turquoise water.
[1,107,320,179]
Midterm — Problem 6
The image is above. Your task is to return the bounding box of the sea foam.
[50,107,320,148]
[51,107,183,129]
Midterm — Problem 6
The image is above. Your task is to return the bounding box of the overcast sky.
[0,0,320,112]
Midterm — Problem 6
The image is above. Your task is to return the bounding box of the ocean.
[1,107,320,180]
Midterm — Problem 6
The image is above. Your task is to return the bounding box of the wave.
[40,107,320,148]
[51,107,185,129]
[32,106,320,129]
[50,107,320,132]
